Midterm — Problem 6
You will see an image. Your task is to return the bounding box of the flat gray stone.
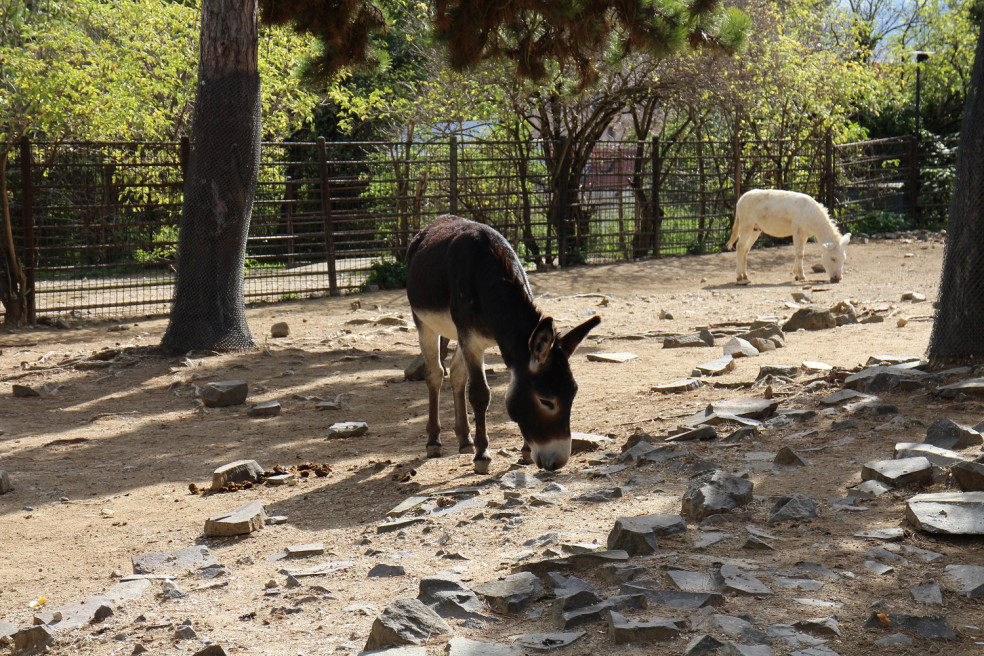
[864,613,955,639]
[756,365,799,380]
[363,598,451,651]
[500,471,540,490]
[724,337,759,358]
[607,514,686,555]
[844,366,927,393]
[663,334,714,348]
[132,546,218,574]
[773,447,808,468]
[667,568,721,593]
[695,354,736,376]
[665,425,718,442]
[682,470,754,520]
[771,576,823,591]
[329,421,369,438]
[12,384,40,398]
[404,354,426,381]
[848,480,892,499]
[570,432,613,453]
[718,564,772,596]
[211,459,265,491]
[607,611,685,643]
[820,389,872,405]
[924,418,983,450]
[792,617,840,639]
[783,308,836,331]
[721,643,775,656]
[873,633,913,647]
[894,442,968,467]
[446,637,522,656]
[377,517,429,534]
[586,351,638,363]
[0,621,17,638]
[937,377,984,398]
[204,500,266,537]
[942,564,984,597]
[510,632,584,651]
[768,493,818,523]
[620,585,724,608]
[685,634,726,655]
[200,380,248,407]
[911,582,943,605]
[906,492,984,535]
[104,578,152,603]
[861,457,933,487]
[369,564,406,578]
[248,400,282,417]
[11,624,54,652]
[34,596,113,632]
[0,469,11,494]
[653,378,703,394]
[854,527,905,541]
[474,572,544,614]
[707,398,779,420]
[387,496,429,518]
[901,544,945,563]
[952,460,984,491]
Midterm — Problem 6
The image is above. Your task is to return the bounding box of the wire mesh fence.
[4,133,953,320]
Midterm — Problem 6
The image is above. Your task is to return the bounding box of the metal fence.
[5,133,954,320]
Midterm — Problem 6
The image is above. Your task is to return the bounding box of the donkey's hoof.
[473,458,491,475]
[736,278,750,286]
[426,445,443,458]
[519,451,534,465]
[458,444,475,455]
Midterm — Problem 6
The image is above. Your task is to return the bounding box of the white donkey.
[726,189,851,284]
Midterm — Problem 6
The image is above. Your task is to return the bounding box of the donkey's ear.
[529,317,556,370]
[559,315,601,357]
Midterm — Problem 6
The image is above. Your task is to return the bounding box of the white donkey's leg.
[735,228,760,285]
[791,230,807,280]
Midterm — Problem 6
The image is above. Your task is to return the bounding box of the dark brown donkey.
[406,215,600,473]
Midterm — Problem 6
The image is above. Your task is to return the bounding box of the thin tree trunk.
[929,29,984,362]
[161,0,260,354]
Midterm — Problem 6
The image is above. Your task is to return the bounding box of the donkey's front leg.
[460,339,491,474]
[792,232,807,281]
[448,347,475,455]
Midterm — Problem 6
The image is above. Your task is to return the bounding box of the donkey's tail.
[725,215,740,250]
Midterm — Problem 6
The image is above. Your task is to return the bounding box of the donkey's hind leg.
[415,318,445,459]
[447,345,475,455]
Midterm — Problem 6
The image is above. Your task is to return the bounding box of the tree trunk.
[161,0,260,354]
[929,29,984,362]
[0,149,29,326]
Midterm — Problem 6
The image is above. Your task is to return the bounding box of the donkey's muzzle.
[531,439,572,471]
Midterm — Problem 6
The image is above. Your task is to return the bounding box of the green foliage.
[363,259,408,290]
[850,210,914,235]
[134,225,180,263]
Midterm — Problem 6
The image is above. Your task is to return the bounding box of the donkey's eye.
[539,398,556,411]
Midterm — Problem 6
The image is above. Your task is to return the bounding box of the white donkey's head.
[821,233,851,283]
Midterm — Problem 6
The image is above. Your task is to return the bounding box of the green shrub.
[363,259,409,290]
[850,211,913,235]
[134,225,179,263]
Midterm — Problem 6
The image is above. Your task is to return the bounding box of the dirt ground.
[1,233,982,656]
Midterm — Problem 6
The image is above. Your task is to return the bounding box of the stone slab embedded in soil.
[663,334,714,348]
[570,432,613,453]
[864,613,956,640]
[768,493,818,524]
[695,354,735,376]
[0,469,11,494]
[10,625,55,653]
[911,582,944,605]
[34,597,113,632]
[132,545,219,575]
[893,443,968,468]
[951,461,984,491]
[607,611,686,643]
[905,491,984,535]
[363,597,451,652]
[12,384,40,398]
[329,421,369,438]
[718,564,773,596]
[937,377,984,398]
[204,500,266,537]
[723,337,759,358]
[666,568,722,594]
[924,417,984,450]
[620,586,724,609]
[861,456,933,487]
[653,378,703,393]
[247,400,282,417]
[684,634,726,655]
[586,351,638,363]
[607,514,686,556]
[681,470,754,520]
[942,564,984,597]
[473,572,544,614]
[200,380,248,407]
[509,632,585,651]
[211,459,265,491]
[446,637,523,656]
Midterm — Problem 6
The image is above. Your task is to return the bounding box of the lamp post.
[914,51,932,137]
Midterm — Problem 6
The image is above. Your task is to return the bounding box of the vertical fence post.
[317,136,338,296]
[285,180,296,268]
[449,135,457,215]
[651,137,661,257]
[907,134,920,227]
[19,137,36,323]
[824,132,835,213]
[179,136,190,179]
[733,133,742,204]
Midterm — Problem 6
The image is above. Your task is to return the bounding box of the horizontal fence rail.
[4,134,954,320]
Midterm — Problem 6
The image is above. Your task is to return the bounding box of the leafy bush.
[363,259,409,290]
[850,211,913,235]
[134,225,179,263]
